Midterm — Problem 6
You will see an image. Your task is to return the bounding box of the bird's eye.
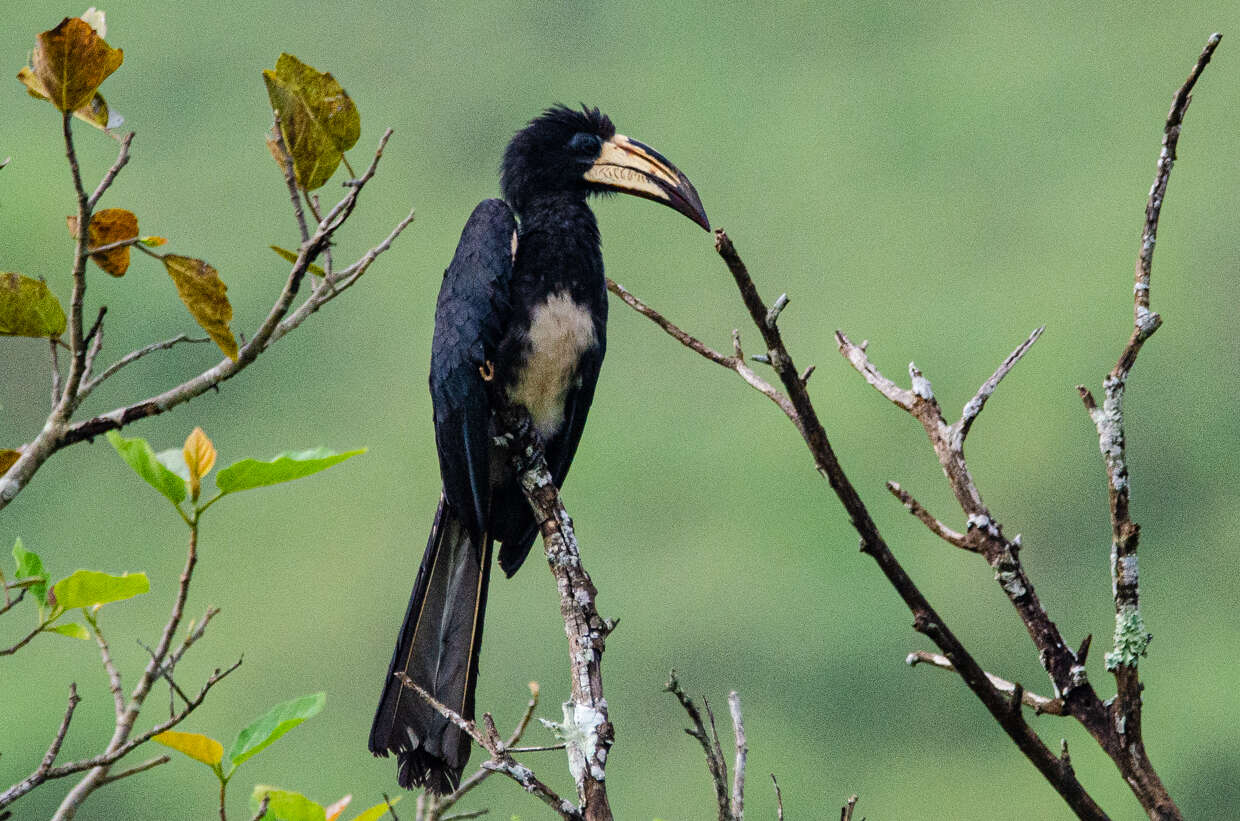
[568,132,602,156]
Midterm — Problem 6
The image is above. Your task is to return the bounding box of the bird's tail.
[370,497,492,794]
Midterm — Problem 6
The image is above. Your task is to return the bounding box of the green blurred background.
[3,2,1238,819]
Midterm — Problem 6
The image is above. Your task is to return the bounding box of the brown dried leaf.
[162,255,237,361]
[0,449,20,476]
[67,208,138,276]
[31,17,123,114]
[183,427,217,500]
[17,65,120,131]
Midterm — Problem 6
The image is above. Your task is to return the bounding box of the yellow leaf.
[31,17,123,114]
[152,730,223,767]
[348,796,401,821]
[270,245,326,278]
[183,427,216,501]
[0,272,67,338]
[262,53,359,191]
[68,208,139,276]
[324,794,352,821]
[162,255,237,361]
[0,449,20,476]
[141,236,167,247]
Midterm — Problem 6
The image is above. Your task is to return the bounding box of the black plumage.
[370,105,708,794]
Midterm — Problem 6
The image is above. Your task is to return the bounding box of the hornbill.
[369,105,709,793]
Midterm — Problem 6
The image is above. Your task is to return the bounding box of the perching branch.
[491,400,615,821]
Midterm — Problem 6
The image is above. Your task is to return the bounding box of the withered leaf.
[67,208,139,276]
[17,66,122,131]
[262,53,360,191]
[0,272,67,338]
[30,17,123,114]
[0,449,20,476]
[162,256,238,361]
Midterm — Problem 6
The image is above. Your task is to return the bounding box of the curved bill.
[583,134,710,231]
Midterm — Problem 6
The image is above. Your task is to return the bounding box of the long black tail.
[370,497,492,794]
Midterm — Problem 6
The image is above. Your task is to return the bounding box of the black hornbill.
[369,105,709,793]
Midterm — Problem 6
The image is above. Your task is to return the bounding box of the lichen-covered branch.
[493,402,614,821]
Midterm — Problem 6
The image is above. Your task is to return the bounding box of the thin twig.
[885,482,973,551]
[840,794,859,821]
[664,672,730,820]
[957,326,1044,443]
[771,775,783,821]
[50,338,62,407]
[82,334,212,395]
[87,132,134,210]
[906,651,1065,715]
[396,675,581,820]
[94,755,169,786]
[728,692,746,820]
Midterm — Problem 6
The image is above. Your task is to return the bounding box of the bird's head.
[501,104,709,231]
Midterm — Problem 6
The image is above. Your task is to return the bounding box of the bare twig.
[87,132,134,210]
[94,755,169,786]
[419,682,544,821]
[397,676,580,820]
[0,587,25,617]
[885,481,972,551]
[771,775,783,821]
[607,278,795,418]
[906,651,1065,715]
[957,326,1044,443]
[664,672,731,821]
[251,793,271,821]
[82,334,212,395]
[728,692,746,820]
[841,794,859,821]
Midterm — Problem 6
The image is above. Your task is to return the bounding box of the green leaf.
[348,797,401,821]
[12,538,49,606]
[262,53,360,191]
[52,570,149,610]
[270,246,327,278]
[251,786,326,821]
[153,730,225,768]
[50,622,90,640]
[156,448,191,481]
[106,430,188,506]
[228,692,325,770]
[0,272,67,337]
[163,255,237,361]
[216,448,365,494]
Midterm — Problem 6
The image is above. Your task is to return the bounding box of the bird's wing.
[429,199,517,537]
[547,324,605,490]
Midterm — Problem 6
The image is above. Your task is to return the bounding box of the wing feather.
[429,199,517,536]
